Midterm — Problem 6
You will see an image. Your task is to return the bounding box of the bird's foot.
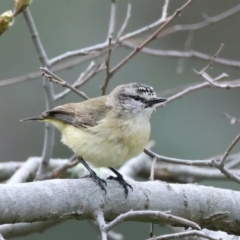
[82,172,107,194]
[107,174,133,198]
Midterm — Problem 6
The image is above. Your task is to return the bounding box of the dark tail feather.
[20,116,44,122]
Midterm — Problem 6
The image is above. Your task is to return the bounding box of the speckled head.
[107,83,167,115]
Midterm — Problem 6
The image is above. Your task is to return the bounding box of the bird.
[22,83,167,197]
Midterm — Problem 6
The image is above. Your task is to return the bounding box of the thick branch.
[0,220,64,239]
[1,179,240,235]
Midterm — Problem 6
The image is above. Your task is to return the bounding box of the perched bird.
[22,83,167,196]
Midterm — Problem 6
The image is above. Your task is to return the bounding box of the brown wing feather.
[43,96,109,128]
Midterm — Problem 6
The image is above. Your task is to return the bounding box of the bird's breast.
[61,116,150,168]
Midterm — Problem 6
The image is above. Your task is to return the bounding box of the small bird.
[22,83,167,196]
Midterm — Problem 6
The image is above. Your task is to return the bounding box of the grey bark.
[0,220,63,238]
[0,179,240,235]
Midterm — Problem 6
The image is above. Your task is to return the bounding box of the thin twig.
[198,43,224,75]
[146,229,220,240]
[23,9,55,179]
[41,67,89,100]
[219,134,240,168]
[155,74,236,110]
[88,221,123,240]
[144,148,214,167]
[0,234,6,240]
[140,161,240,183]
[109,0,192,77]
[55,59,106,100]
[121,42,240,68]
[0,162,23,182]
[177,31,194,73]
[2,1,240,89]
[107,0,117,39]
[159,3,240,38]
[223,112,240,125]
[149,157,157,181]
[0,53,103,87]
[102,37,113,95]
[198,72,240,88]
[39,155,79,180]
[116,3,131,40]
[0,220,64,239]
[119,0,170,42]
[44,2,239,66]
[145,145,240,185]
[95,210,107,240]
[23,9,49,66]
[103,210,200,232]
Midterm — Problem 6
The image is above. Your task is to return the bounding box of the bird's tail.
[20,116,44,122]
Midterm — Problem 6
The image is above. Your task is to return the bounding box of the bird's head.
[107,83,167,116]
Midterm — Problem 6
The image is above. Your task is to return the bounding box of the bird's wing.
[43,96,109,128]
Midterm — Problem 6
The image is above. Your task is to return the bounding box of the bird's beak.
[147,97,167,106]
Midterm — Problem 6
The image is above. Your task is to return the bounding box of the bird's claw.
[107,175,133,198]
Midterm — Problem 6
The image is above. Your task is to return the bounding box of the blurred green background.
[0,0,240,239]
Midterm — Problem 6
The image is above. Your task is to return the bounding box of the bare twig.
[55,59,105,100]
[23,9,49,67]
[116,3,131,40]
[140,161,240,183]
[121,42,240,68]
[95,210,107,240]
[110,0,192,77]
[145,142,240,185]
[198,43,224,75]
[0,220,64,239]
[75,61,96,84]
[223,112,240,125]
[155,74,238,110]
[49,42,108,66]
[146,229,220,240]
[149,157,157,181]
[177,31,194,73]
[0,53,102,87]
[23,9,55,179]
[102,37,113,95]
[38,155,79,180]
[103,210,200,232]
[0,234,5,240]
[144,148,214,167]
[119,0,170,42]
[159,3,240,38]
[107,0,117,39]
[88,220,123,240]
[0,162,23,182]
[41,67,89,100]
[219,134,240,168]
[199,72,240,88]
[36,2,239,67]
[213,163,240,184]
[7,157,68,184]
[3,1,240,89]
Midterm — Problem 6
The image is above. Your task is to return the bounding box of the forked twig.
[40,67,89,100]
[102,37,113,95]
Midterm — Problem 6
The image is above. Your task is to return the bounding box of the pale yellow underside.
[44,115,150,168]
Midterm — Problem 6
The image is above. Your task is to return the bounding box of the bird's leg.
[107,167,133,197]
[78,157,107,194]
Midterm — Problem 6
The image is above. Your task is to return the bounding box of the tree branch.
[41,67,89,100]
[23,8,55,179]
[109,0,192,77]
[147,229,220,240]
[1,179,240,235]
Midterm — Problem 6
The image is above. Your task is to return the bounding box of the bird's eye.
[134,96,141,101]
